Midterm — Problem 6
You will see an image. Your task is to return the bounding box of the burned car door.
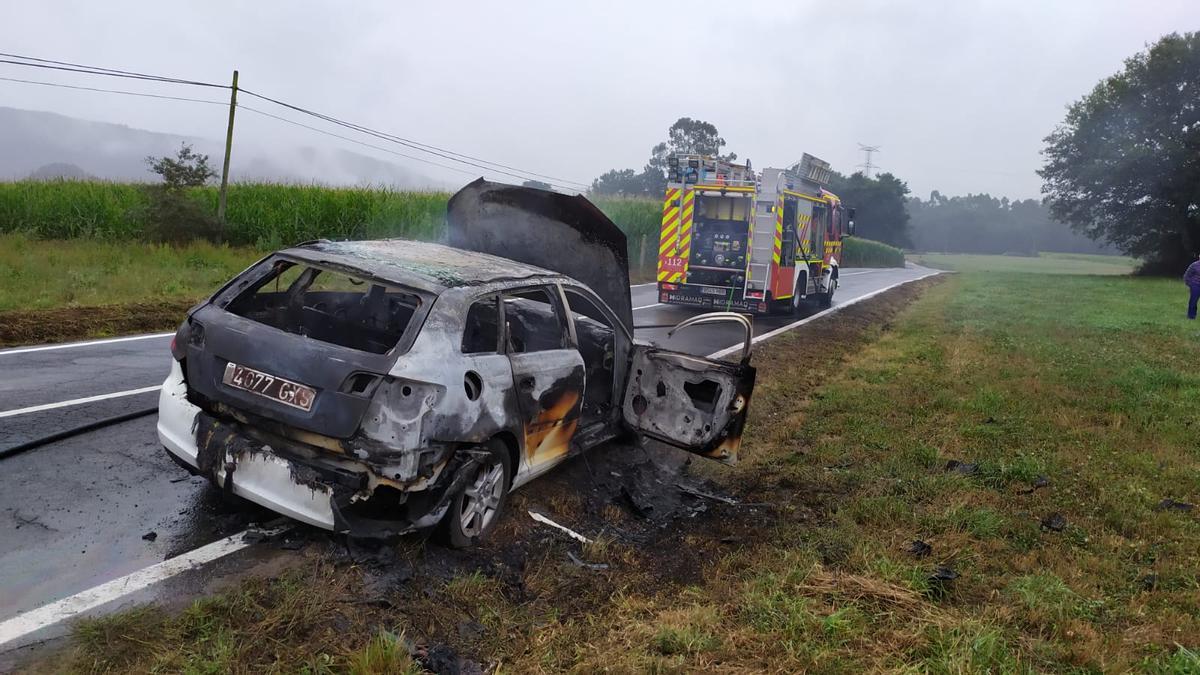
[621,313,756,465]
[502,287,585,471]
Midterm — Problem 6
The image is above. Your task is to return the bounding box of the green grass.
[0,233,264,312]
[842,236,906,267]
[45,564,422,674]
[0,180,661,249]
[910,251,1138,274]
[536,268,1200,670]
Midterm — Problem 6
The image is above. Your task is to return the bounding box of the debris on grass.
[908,539,933,558]
[1018,474,1051,494]
[944,459,980,476]
[529,511,592,543]
[1155,498,1195,512]
[677,482,739,505]
[1041,512,1068,532]
[566,551,610,571]
[619,484,653,518]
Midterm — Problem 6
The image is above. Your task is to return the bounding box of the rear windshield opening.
[227,260,422,354]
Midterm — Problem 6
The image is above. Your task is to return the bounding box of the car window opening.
[462,296,501,354]
[226,260,421,354]
[564,288,617,424]
[503,289,566,354]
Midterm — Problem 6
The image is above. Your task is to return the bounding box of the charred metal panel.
[378,289,525,451]
[184,304,397,439]
[509,351,586,470]
[622,347,756,464]
[447,180,634,333]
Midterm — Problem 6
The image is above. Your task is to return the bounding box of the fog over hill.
[0,107,452,189]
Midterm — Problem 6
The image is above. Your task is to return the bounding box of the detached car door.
[621,313,756,465]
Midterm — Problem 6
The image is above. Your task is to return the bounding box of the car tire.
[438,439,512,548]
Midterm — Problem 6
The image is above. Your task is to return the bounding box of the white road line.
[707,270,942,360]
[0,332,173,356]
[0,386,162,419]
[838,270,875,276]
[0,529,270,649]
[0,268,940,646]
[633,302,664,311]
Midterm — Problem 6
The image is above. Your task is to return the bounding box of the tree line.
[590,119,1107,257]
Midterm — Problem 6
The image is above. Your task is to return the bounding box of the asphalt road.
[0,265,936,634]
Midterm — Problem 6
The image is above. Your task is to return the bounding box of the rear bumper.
[659,284,770,314]
[157,360,341,531]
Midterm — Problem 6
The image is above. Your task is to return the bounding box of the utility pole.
[856,143,881,178]
[217,69,239,224]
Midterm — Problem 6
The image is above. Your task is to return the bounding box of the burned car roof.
[282,239,562,293]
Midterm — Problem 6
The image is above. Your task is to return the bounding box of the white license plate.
[701,287,727,296]
[222,362,316,411]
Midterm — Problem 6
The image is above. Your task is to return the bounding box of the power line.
[239,104,482,179]
[241,105,580,192]
[0,50,588,190]
[0,52,227,88]
[0,75,228,105]
[240,87,591,189]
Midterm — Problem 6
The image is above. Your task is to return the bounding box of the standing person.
[1185,252,1200,320]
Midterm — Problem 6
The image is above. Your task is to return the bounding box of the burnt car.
[158,180,756,545]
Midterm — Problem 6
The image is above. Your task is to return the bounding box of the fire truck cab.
[656,153,854,315]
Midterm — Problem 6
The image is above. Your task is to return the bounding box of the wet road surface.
[0,266,937,640]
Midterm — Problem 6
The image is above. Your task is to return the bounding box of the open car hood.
[447,179,633,332]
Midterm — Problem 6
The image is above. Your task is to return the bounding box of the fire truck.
[655,153,854,315]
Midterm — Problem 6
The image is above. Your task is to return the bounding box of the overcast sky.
[2,0,1197,199]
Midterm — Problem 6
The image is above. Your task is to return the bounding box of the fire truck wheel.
[818,278,837,308]
[787,275,808,315]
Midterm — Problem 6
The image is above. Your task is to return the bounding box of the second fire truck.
[656,153,854,315]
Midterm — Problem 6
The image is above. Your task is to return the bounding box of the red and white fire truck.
[656,153,854,315]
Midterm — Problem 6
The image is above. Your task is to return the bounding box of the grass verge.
[909,251,1137,275]
[0,233,266,346]
[30,268,1200,672]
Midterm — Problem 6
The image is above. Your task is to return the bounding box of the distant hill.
[27,162,93,180]
[0,107,451,189]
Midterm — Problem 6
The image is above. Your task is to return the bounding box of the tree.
[590,167,662,196]
[828,171,912,248]
[906,192,1115,255]
[646,117,737,177]
[521,179,552,191]
[143,143,221,243]
[592,117,736,196]
[1040,32,1200,272]
[146,143,216,189]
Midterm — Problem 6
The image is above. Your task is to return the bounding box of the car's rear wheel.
[439,440,512,548]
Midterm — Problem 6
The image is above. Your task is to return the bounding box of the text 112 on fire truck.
[656,153,855,315]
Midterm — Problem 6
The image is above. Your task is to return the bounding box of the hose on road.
[0,406,157,461]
